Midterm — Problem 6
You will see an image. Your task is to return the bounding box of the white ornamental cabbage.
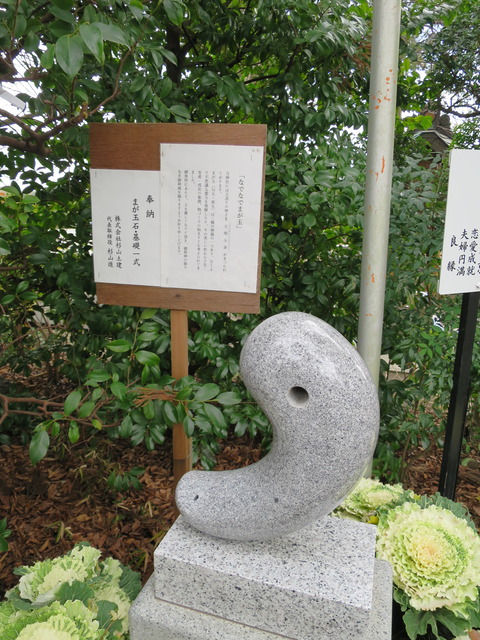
[334,477,407,522]
[376,501,480,612]
[17,545,101,605]
[0,600,101,640]
[99,556,123,582]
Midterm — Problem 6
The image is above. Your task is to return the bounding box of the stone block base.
[129,516,392,640]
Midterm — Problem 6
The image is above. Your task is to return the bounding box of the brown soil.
[0,434,263,597]
[0,433,479,598]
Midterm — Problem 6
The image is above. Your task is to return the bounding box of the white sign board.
[90,144,264,293]
[438,149,480,295]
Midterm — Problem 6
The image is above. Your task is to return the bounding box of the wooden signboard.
[89,123,267,487]
[89,122,267,314]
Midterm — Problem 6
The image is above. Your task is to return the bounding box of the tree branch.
[0,108,39,137]
[0,134,50,155]
[443,106,480,118]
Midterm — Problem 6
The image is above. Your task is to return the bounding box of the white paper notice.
[90,169,161,286]
[90,144,264,293]
[160,144,264,293]
[438,149,480,295]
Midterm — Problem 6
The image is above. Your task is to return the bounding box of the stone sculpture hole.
[287,385,309,406]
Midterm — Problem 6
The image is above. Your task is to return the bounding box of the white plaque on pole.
[438,149,480,295]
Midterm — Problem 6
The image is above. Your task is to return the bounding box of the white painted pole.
[358,0,402,386]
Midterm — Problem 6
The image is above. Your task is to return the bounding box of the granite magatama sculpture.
[176,311,379,541]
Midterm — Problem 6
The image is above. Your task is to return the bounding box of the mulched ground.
[0,431,479,599]
[0,434,263,597]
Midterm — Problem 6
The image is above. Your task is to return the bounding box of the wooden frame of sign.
[90,122,267,314]
[89,122,266,489]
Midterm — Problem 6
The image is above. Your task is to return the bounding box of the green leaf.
[216,391,241,406]
[128,0,146,21]
[92,388,104,402]
[77,400,95,418]
[140,308,157,320]
[402,605,437,640]
[14,15,27,38]
[158,77,173,99]
[0,238,11,256]
[119,564,142,600]
[40,44,55,69]
[175,387,192,400]
[49,4,75,23]
[86,369,111,383]
[169,104,191,121]
[135,350,160,365]
[96,600,118,629]
[23,194,40,205]
[129,75,146,92]
[29,429,50,465]
[68,421,80,443]
[160,48,177,66]
[0,212,15,232]
[194,383,219,402]
[2,186,19,196]
[51,0,74,10]
[51,422,61,437]
[24,31,39,53]
[16,280,29,294]
[149,424,165,444]
[57,580,94,605]
[163,401,177,424]
[91,419,103,430]
[64,389,82,415]
[303,213,316,227]
[79,23,105,64]
[202,403,227,432]
[119,415,133,437]
[183,416,195,437]
[435,608,471,637]
[94,21,128,45]
[55,35,84,78]
[143,401,154,420]
[19,291,39,302]
[29,252,49,264]
[164,0,185,26]
[107,339,132,353]
[110,381,127,400]
[234,420,248,436]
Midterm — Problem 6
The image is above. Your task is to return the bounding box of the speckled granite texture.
[176,312,379,541]
[129,516,392,640]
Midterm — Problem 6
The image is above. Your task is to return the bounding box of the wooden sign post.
[89,123,267,486]
[170,309,191,484]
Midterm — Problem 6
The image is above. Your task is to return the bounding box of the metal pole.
[357,0,402,386]
[438,292,479,500]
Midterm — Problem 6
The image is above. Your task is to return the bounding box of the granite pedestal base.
[129,515,392,640]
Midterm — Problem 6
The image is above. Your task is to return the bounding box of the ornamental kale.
[0,543,141,640]
[335,481,480,640]
[333,477,409,523]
